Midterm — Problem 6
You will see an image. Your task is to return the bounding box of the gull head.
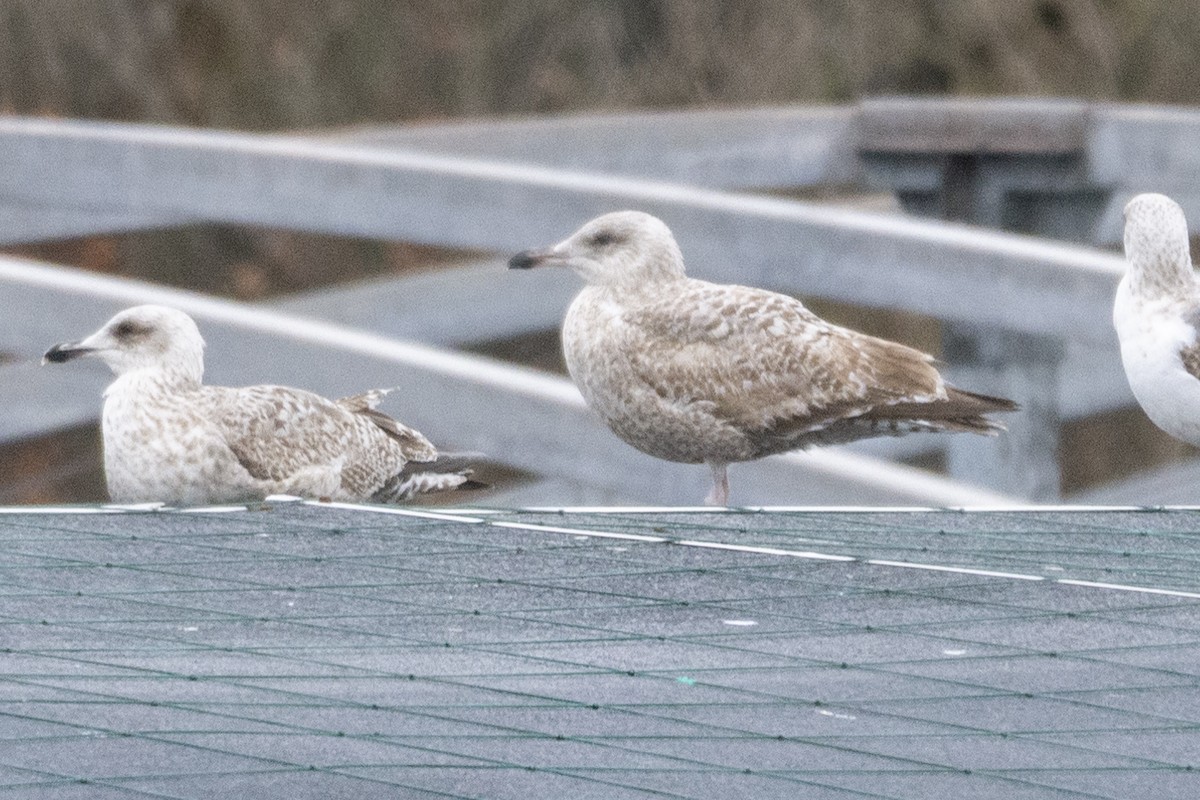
[1122,193,1195,295]
[43,304,206,384]
[508,211,686,288]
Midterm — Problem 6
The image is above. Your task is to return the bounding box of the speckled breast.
[561,291,754,465]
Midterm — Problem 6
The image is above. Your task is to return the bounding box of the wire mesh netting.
[0,500,1198,799]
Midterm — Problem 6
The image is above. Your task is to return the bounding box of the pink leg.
[704,463,729,506]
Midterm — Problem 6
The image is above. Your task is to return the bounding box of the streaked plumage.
[510,211,1017,505]
[44,305,480,505]
[1113,193,1200,446]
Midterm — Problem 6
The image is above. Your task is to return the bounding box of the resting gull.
[510,211,1018,505]
[1114,192,1200,446]
[44,304,481,505]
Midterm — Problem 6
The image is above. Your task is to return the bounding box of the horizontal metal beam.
[338,99,1200,249]
[9,100,1200,251]
[0,117,1126,347]
[0,256,1014,507]
[1089,106,1200,244]
[274,261,575,348]
[1089,104,1200,191]
[331,106,862,190]
[859,97,1090,154]
[0,202,187,246]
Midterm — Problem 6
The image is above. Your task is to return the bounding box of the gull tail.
[865,388,1020,435]
[372,451,489,504]
[938,388,1020,434]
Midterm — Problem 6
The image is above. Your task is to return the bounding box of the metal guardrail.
[2,98,1197,501]
[0,114,1124,343]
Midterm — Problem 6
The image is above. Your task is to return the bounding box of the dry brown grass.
[2,1,1200,129]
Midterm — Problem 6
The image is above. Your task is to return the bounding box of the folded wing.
[623,282,1014,455]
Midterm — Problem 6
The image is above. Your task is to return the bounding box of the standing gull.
[44,305,481,505]
[1114,193,1200,446]
[510,211,1018,505]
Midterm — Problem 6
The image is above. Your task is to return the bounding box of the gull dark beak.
[42,341,95,365]
[508,247,555,270]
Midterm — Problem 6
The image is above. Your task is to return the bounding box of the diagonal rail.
[0,117,1124,346]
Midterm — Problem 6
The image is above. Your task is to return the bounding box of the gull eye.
[113,320,149,340]
[588,231,620,248]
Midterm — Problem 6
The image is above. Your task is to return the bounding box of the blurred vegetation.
[2,0,1200,130]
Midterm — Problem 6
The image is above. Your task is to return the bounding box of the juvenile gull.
[1114,193,1200,446]
[510,211,1018,505]
[44,305,481,505]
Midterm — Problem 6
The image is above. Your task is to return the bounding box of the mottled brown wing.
[203,386,353,481]
[337,390,438,460]
[1182,345,1200,382]
[203,385,406,490]
[621,281,945,436]
[1180,307,1200,382]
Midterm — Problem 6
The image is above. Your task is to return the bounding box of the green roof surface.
[0,501,1197,798]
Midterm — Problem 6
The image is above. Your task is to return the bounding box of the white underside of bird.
[1114,192,1200,447]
